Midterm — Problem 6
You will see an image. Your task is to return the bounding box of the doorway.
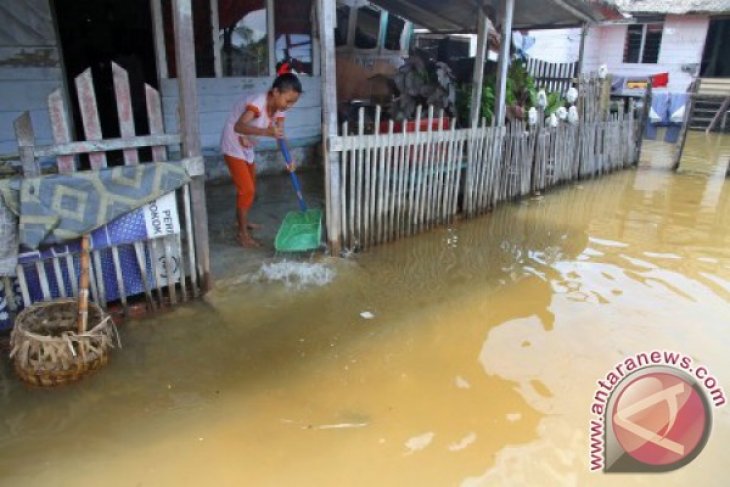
[701,17,730,78]
[53,0,159,166]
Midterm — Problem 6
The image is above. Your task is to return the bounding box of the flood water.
[1,133,729,486]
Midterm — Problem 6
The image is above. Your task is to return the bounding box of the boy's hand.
[286,160,297,173]
[269,124,284,139]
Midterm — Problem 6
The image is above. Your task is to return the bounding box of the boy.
[220,73,302,247]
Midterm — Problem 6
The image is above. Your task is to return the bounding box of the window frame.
[335,0,411,54]
[154,0,319,80]
[623,21,664,64]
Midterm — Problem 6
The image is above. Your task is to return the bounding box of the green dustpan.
[273,139,322,252]
[275,208,322,252]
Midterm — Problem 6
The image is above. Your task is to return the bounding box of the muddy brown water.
[1,133,729,486]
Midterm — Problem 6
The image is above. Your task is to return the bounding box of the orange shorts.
[224,155,256,210]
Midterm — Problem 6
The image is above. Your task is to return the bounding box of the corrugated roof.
[368,0,620,33]
[612,0,730,15]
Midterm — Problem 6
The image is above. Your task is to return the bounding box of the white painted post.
[317,0,342,255]
[494,0,515,126]
[470,9,488,128]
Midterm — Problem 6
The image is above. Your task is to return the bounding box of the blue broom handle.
[278,138,308,212]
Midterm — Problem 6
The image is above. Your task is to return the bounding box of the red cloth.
[651,72,669,88]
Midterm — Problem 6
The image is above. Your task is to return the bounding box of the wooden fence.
[333,106,469,250]
[526,58,578,96]
[329,75,640,251]
[2,63,206,320]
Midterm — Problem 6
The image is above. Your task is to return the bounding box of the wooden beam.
[267,0,276,75]
[210,0,222,77]
[33,134,181,158]
[318,0,342,255]
[470,9,488,128]
[172,0,212,292]
[494,0,515,126]
[705,95,730,134]
[552,0,594,24]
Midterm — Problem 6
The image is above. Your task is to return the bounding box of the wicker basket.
[9,299,118,386]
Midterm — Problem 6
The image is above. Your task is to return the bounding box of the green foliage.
[455,60,567,124]
[456,82,495,126]
[544,91,564,116]
[506,61,537,109]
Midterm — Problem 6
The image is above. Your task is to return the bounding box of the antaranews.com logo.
[589,350,726,473]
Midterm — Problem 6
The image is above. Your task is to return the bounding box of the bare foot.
[236,232,261,248]
[233,222,263,231]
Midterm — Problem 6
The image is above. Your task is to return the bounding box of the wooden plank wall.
[160,76,323,152]
[0,0,64,157]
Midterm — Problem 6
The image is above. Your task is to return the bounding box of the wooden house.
[0,0,633,329]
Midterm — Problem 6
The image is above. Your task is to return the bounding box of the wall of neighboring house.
[527,28,581,63]
[529,15,710,92]
[586,15,710,92]
[0,0,66,159]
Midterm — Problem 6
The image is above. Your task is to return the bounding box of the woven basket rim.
[12,299,110,341]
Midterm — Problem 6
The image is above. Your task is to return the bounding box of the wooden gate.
[4,63,207,320]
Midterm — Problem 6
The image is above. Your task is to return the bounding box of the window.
[354,6,380,49]
[275,0,313,75]
[218,0,269,77]
[335,4,351,47]
[162,0,216,77]
[623,23,663,64]
[383,13,405,51]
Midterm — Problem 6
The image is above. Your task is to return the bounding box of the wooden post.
[576,23,587,77]
[77,234,90,334]
[636,83,652,166]
[470,9,488,128]
[172,0,212,292]
[151,0,168,80]
[599,74,612,117]
[14,112,40,177]
[494,0,515,126]
[210,0,222,77]
[317,0,342,255]
[673,81,697,171]
[266,0,276,75]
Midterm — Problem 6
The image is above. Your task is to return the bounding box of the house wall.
[585,15,710,91]
[0,0,66,159]
[529,16,710,92]
[527,28,582,63]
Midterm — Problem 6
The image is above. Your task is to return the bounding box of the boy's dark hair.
[272,73,303,94]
